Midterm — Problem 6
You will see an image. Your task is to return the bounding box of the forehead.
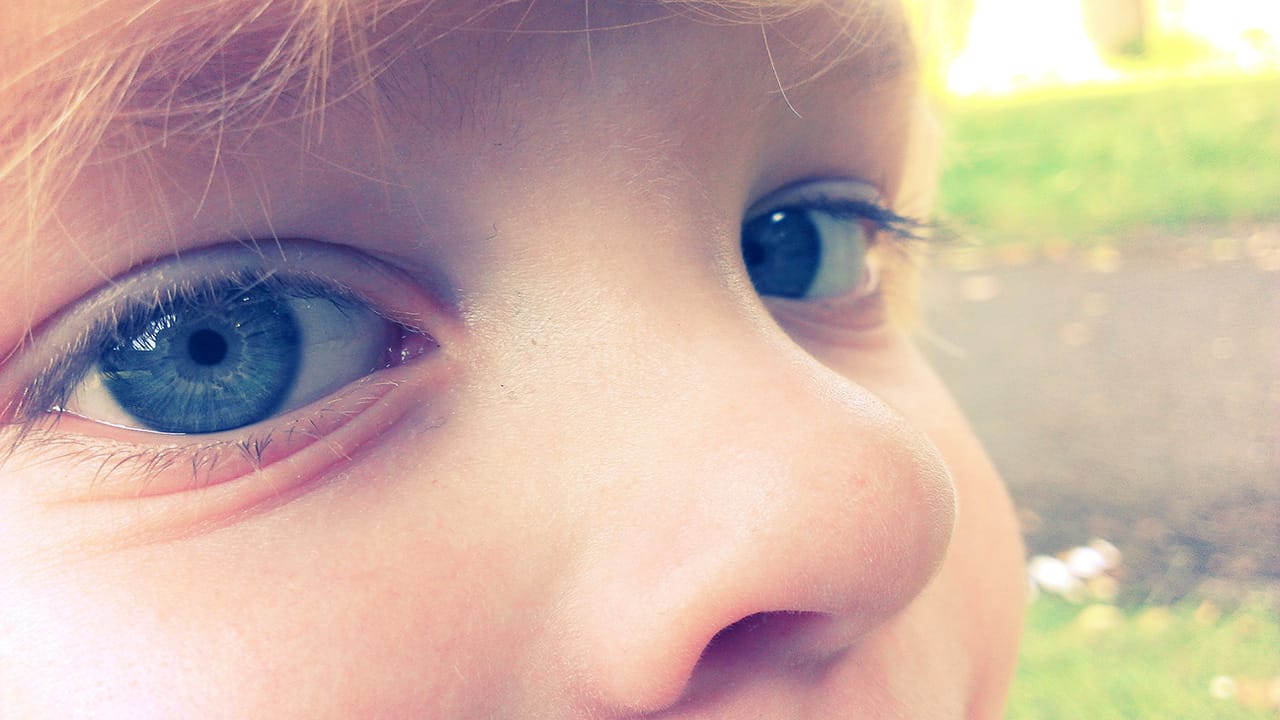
[4,0,914,126]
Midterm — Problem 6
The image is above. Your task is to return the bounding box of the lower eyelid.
[30,381,393,503]
[13,357,443,512]
[764,278,893,346]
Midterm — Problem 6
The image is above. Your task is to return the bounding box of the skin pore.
[0,0,1026,717]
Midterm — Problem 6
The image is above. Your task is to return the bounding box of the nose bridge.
[553,300,957,713]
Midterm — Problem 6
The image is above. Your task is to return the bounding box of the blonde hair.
[4,0,404,252]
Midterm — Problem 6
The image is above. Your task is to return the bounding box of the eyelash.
[781,194,926,244]
[6,389,396,497]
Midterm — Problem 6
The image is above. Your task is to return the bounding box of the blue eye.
[40,255,424,436]
[741,180,907,301]
[93,283,305,434]
[64,276,402,434]
[741,207,868,300]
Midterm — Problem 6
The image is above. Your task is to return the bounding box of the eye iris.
[741,209,820,299]
[99,287,302,434]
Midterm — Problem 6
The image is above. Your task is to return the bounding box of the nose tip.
[557,371,957,716]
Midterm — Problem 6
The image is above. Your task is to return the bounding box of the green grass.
[1007,598,1280,719]
[938,74,1280,244]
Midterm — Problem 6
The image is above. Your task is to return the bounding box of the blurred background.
[910,1,1279,717]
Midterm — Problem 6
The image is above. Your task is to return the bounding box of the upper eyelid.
[745,178,887,213]
[744,180,926,244]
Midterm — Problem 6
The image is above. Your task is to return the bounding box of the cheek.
[0,560,257,716]
[0,447,530,717]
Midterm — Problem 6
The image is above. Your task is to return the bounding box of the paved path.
[919,225,1279,603]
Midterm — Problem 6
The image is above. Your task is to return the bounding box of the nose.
[552,313,958,714]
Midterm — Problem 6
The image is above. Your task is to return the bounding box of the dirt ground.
[919,224,1280,605]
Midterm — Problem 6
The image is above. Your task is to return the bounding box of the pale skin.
[0,0,1025,717]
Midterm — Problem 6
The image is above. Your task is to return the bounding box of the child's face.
[0,0,1024,717]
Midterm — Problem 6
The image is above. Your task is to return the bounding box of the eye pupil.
[187,328,228,366]
[740,207,820,299]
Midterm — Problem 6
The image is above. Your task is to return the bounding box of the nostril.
[700,610,828,665]
[676,610,843,708]
[704,612,768,657]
